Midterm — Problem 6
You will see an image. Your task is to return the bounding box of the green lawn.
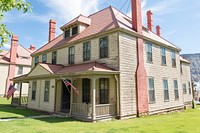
[0,98,200,133]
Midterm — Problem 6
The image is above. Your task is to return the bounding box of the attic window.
[72,26,78,35]
[64,29,70,38]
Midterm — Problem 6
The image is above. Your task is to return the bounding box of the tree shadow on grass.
[35,117,78,123]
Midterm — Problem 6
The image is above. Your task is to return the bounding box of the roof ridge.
[109,6,119,28]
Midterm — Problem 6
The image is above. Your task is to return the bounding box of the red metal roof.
[33,6,180,55]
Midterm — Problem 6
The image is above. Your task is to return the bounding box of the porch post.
[70,79,73,115]
[19,82,22,106]
[92,77,96,121]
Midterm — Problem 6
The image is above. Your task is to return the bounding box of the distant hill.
[181,53,200,82]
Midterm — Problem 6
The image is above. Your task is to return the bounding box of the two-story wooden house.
[13,0,192,121]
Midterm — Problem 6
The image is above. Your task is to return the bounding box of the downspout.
[114,74,120,118]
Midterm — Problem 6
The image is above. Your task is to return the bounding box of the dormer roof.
[60,14,91,30]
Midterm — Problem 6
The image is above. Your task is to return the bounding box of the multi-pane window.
[146,43,153,62]
[174,80,179,100]
[72,26,78,35]
[44,81,50,102]
[52,51,57,64]
[163,79,169,101]
[42,54,47,63]
[68,46,75,64]
[148,77,155,103]
[161,47,166,65]
[100,36,108,58]
[83,42,91,61]
[188,82,191,94]
[183,83,187,94]
[99,78,109,104]
[18,66,23,75]
[171,51,176,67]
[180,62,183,74]
[64,29,70,38]
[35,56,39,66]
[16,83,21,91]
[82,78,90,103]
[32,81,37,100]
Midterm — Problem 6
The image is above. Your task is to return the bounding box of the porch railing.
[71,103,116,118]
[12,95,28,106]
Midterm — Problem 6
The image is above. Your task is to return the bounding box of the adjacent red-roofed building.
[13,0,192,121]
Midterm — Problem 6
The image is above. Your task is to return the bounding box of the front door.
[61,81,71,113]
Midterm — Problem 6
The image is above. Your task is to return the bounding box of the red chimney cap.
[12,35,18,41]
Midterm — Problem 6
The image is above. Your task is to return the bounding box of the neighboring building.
[14,0,192,121]
[0,35,35,97]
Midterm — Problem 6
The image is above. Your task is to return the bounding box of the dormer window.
[72,26,78,35]
[64,29,70,38]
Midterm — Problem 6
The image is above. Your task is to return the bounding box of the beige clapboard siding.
[55,80,62,112]
[144,41,184,112]
[0,64,9,96]
[119,32,137,116]
[28,65,50,76]
[181,62,192,103]
[28,79,55,112]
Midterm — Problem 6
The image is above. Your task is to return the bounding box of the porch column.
[19,82,22,106]
[92,77,96,121]
[70,79,73,114]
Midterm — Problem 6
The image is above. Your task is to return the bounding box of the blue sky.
[2,0,200,54]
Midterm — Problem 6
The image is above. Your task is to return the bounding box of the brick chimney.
[10,35,18,63]
[49,19,56,42]
[156,25,161,36]
[132,0,149,116]
[29,45,36,51]
[131,0,142,33]
[147,10,153,31]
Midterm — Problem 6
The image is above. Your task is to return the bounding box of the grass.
[0,98,43,118]
[0,98,200,133]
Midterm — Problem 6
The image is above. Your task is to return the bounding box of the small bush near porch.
[0,98,200,133]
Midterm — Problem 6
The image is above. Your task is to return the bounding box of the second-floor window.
[35,56,39,66]
[42,54,47,63]
[146,43,153,62]
[161,47,166,65]
[180,62,183,74]
[148,77,155,103]
[18,66,23,75]
[83,41,91,61]
[171,51,176,67]
[174,80,179,100]
[183,83,187,94]
[68,46,75,64]
[52,51,57,64]
[163,79,169,101]
[100,36,108,58]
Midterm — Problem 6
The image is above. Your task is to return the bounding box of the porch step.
[53,112,71,117]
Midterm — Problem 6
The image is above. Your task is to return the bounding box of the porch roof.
[13,62,119,82]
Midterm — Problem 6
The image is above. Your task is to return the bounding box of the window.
[163,79,169,101]
[148,77,155,103]
[16,83,21,91]
[171,51,176,67]
[52,51,57,64]
[188,82,191,94]
[72,26,78,35]
[64,29,70,38]
[18,66,23,75]
[32,81,37,100]
[180,62,183,74]
[82,78,90,103]
[174,80,179,100]
[44,81,50,102]
[83,41,91,61]
[183,83,187,94]
[99,78,109,104]
[68,46,75,64]
[35,56,39,66]
[161,47,166,65]
[146,43,153,62]
[42,54,47,63]
[100,36,108,58]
